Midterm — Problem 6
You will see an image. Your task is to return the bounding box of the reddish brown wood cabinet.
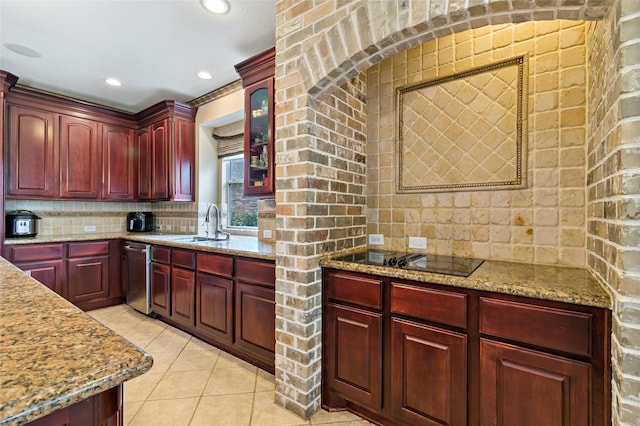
[4,241,122,310]
[136,101,196,202]
[151,247,275,372]
[5,87,194,202]
[196,252,234,344]
[171,248,196,327]
[102,124,136,200]
[5,243,65,296]
[59,115,100,199]
[6,104,58,198]
[25,384,123,426]
[150,246,171,317]
[235,47,275,197]
[322,268,611,426]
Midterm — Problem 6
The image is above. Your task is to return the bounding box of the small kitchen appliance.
[6,210,41,238]
[333,250,484,277]
[126,212,154,232]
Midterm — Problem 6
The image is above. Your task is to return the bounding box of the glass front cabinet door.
[235,47,275,197]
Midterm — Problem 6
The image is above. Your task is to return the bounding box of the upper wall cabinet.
[136,101,197,202]
[4,87,195,202]
[6,104,58,198]
[235,47,275,198]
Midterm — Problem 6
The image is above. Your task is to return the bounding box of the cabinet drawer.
[151,246,171,264]
[68,241,110,258]
[235,258,274,287]
[326,271,382,310]
[7,243,64,262]
[197,252,233,278]
[172,248,195,270]
[391,282,467,329]
[479,297,593,357]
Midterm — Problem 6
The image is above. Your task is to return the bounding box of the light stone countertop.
[320,253,612,309]
[0,257,153,426]
[5,232,275,261]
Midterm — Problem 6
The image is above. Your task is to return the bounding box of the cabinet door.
[243,79,274,197]
[196,272,233,343]
[235,281,275,367]
[102,124,136,200]
[6,104,58,197]
[138,129,151,200]
[67,255,110,305]
[151,119,169,200]
[391,318,467,426]
[15,260,65,296]
[171,267,195,328]
[480,339,591,426]
[325,303,383,410]
[59,115,100,199]
[151,262,171,317]
[170,117,195,201]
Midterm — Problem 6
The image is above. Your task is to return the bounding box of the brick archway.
[273,0,631,421]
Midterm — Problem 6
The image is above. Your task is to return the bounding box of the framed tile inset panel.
[396,56,528,193]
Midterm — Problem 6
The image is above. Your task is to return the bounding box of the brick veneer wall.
[367,21,589,267]
[274,0,635,421]
[586,2,640,422]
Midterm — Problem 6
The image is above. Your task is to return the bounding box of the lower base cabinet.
[25,385,122,426]
[150,247,276,372]
[5,241,122,310]
[479,339,590,426]
[322,268,611,426]
[391,318,467,426]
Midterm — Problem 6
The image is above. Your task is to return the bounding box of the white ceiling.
[0,0,276,113]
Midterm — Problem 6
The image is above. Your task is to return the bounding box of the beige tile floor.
[89,305,371,426]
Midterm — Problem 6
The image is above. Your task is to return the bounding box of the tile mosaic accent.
[397,56,527,192]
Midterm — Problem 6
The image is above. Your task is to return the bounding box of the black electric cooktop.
[334,250,484,277]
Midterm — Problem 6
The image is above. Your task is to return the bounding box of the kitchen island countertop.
[0,257,153,425]
[320,253,611,309]
[4,232,275,261]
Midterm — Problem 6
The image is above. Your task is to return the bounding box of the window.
[221,154,258,228]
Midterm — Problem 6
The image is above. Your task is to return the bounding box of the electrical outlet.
[409,237,427,249]
[263,230,273,239]
[369,234,384,245]
[84,225,96,232]
[165,225,172,231]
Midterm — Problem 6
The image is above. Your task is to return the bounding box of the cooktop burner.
[334,250,484,277]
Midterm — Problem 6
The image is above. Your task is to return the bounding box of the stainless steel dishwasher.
[124,241,153,315]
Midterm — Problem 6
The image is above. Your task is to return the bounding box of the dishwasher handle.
[124,243,149,254]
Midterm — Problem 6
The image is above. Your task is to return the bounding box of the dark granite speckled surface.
[0,257,153,426]
[320,254,611,309]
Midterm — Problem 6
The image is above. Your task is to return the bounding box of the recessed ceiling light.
[197,71,212,80]
[201,0,229,14]
[105,78,122,87]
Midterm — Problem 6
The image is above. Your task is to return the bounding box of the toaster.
[126,212,155,232]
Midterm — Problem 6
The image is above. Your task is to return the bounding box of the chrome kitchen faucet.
[203,204,230,240]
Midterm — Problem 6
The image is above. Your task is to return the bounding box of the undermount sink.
[171,236,230,243]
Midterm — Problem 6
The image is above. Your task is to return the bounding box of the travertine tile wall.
[274,0,630,422]
[6,200,198,236]
[367,21,589,267]
[586,2,640,422]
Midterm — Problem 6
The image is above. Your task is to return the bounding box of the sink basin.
[174,236,211,242]
[170,236,230,243]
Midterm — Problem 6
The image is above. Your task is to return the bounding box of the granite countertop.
[0,257,153,426]
[5,232,276,261]
[320,254,611,309]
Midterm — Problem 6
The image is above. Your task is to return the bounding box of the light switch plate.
[409,237,427,249]
[369,234,384,245]
[263,230,273,239]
